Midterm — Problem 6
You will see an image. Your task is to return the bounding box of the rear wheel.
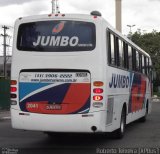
[115,107,126,139]
[139,103,148,122]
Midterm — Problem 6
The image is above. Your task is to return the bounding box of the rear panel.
[19,70,91,114]
[11,15,106,132]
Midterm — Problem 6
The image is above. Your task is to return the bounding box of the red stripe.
[26,83,91,114]
[62,83,90,113]
[131,77,146,112]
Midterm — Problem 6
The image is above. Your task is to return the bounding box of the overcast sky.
[0,0,160,55]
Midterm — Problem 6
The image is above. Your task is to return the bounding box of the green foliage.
[153,92,160,97]
[0,79,10,109]
[131,30,160,89]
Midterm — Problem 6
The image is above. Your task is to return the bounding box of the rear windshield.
[17,20,96,52]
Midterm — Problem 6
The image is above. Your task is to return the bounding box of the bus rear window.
[17,21,96,52]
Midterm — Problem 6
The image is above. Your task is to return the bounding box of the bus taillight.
[93,102,103,108]
[93,95,103,101]
[93,88,103,94]
[11,80,17,85]
[10,94,17,99]
[10,87,17,93]
[93,81,104,87]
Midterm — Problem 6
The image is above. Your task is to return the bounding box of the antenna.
[56,0,60,13]
[51,0,60,14]
[51,0,55,14]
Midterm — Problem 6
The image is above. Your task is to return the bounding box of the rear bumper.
[11,108,105,133]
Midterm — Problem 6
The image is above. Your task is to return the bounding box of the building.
[0,56,12,78]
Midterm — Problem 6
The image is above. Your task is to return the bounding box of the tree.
[131,30,160,89]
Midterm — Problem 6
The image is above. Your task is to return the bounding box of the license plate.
[46,104,62,110]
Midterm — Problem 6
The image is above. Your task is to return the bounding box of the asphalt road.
[0,101,160,154]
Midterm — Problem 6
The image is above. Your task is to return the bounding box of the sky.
[0,0,160,55]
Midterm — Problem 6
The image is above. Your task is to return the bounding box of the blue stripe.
[19,82,51,100]
[20,83,71,112]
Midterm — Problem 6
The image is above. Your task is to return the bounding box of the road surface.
[0,101,160,154]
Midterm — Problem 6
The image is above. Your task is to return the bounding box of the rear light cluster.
[10,80,17,105]
[93,81,104,108]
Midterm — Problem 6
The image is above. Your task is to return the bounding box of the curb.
[152,96,160,102]
[0,116,11,120]
[152,99,160,102]
[0,110,11,120]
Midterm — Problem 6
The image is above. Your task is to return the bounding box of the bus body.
[11,12,152,136]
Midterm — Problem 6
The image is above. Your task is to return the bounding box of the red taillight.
[93,95,103,101]
[93,88,103,94]
[11,80,17,85]
[10,87,17,93]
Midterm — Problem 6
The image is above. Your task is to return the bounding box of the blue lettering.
[109,74,130,88]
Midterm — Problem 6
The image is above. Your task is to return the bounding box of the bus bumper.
[11,108,106,133]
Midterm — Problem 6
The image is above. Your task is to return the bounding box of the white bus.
[11,11,152,138]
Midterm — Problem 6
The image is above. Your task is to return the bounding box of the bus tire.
[139,102,148,122]
[115,107,126,139]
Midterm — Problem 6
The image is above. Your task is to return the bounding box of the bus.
[11,11,152,138]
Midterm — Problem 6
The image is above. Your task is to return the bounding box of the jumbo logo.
[33,21,79,47]
[33,36,79,47]
[109,73,130,88]
[52,22,65,34]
